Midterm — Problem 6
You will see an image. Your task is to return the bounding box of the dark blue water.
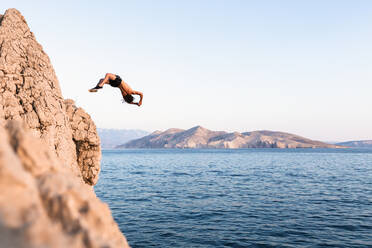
[94,149,372,248]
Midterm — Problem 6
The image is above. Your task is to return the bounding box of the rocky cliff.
[119,126,343,149]
[0,8,129,247]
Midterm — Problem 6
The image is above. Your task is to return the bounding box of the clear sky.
[2,1,372,141]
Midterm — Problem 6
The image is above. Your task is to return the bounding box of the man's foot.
[88,85,102,92]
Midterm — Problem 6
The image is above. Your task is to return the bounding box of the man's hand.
[133,91,143,107]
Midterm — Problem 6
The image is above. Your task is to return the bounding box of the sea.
[94,149,372,248]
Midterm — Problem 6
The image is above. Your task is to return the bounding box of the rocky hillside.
[98,128,149,149]
[0,9,129,247]
[119,126,343,149]
[335,140,372,148]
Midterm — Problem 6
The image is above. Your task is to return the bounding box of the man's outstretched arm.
[132,91,143,106]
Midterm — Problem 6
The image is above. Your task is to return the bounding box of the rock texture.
[0,8,129,247]
[65,99,101,185]
[0,8,101,184]
[119,126,344,149]
[0,121,129,248]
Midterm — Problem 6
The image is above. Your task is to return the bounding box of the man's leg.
[89,73,115,92]
[89,79,104,92]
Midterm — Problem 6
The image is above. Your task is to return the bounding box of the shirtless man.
[89,73,143,106]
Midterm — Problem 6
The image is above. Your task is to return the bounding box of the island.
[117,126,344,149]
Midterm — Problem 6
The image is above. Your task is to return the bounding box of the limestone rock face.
[65,99,101,185]
[0,8,100,184]
[0,121,129,248]
[0,8,129,247]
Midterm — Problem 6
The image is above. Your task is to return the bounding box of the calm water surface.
[95,149,372,248]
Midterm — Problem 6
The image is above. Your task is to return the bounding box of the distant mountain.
[97,128,150,149]
[335,140,372,148]
[116,126,343,149]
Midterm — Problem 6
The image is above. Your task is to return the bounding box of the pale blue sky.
[2,1,372,141]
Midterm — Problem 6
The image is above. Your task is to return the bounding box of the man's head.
[123,94,134,103]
